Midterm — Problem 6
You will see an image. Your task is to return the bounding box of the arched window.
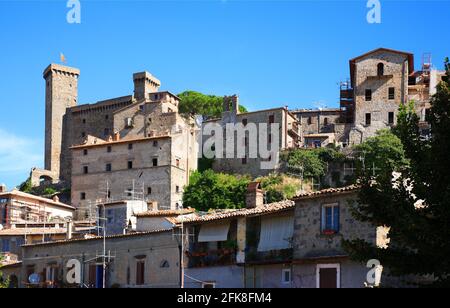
[377,63,384,76]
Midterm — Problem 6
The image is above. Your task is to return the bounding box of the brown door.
[319,267,337,288]
[88,264,97,287]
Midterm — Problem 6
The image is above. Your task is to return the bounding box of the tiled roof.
[22,228,173,247]
[0,189,75,210]
[0,228,67,236]
[293,185,359,200]
[179,200,296,224]
[135,208,195,218]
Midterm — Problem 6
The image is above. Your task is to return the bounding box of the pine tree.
[343,59,450,287]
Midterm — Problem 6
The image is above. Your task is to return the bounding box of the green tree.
[343,59,450,287]
[258,174,301,203]
[183,170,251,211]
[284,149,327,178]
[0,256,9,289]
[353,129,408,177]
[178,91,247,119]
[18,177,33,193]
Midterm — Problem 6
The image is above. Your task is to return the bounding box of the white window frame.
[202,282,216,288]
[321,203,339,232]
[316,263,340,288]
[281,268,291,284]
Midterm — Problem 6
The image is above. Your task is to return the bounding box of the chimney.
[246,181,264,208]
[66,219,73,240]
[0,184,6,193]
[52,195,59,203]
[113,131,120,141]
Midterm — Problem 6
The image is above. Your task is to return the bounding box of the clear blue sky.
[0,0,449,188]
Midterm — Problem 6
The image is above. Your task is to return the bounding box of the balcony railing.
[186,248,236,268]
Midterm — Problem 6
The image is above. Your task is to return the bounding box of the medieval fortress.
[31,48,445,211]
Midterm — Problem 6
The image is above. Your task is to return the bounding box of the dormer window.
[377,63,384,76]
[125,117,133,128]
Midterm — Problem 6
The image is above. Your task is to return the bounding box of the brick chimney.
[246,181,264,208]
[0,184,6,193]
[113,131,120,141]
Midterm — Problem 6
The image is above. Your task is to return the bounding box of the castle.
[31,47,445,207]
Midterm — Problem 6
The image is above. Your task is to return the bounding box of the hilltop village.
[0,48,447,288]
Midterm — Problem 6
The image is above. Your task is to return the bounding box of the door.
[319,268,337,288]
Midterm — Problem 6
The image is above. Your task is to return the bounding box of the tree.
[343,59,450,287]
[283,149,327,179]
[18,177,33,193]
[257,173,301,203]
[353,129,408,177]
[183,170,251,211]
[178,90,247,119]
[0,256,9,289]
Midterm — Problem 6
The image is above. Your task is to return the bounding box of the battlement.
[133,71,161,100]
[43,63,80,79]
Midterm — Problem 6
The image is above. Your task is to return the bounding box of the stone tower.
[43,64,79,181]
[133,71,161,100]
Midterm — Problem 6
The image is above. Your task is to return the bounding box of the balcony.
[186,248,237,268]
[246,248,293,264]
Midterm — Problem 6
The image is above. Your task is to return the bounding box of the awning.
[198,222,230,242]
[257,215,294,252]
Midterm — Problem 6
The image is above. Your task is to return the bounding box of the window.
[104,128,109,136]
[147,187,152,195]
[105,115,109,120]
[82,119,86,124]
[1,239,10,252]
[81,132,86,138]
[128,143,133,150]
[107,146,112,153]
[388,87,395,100]
[176,159,180,168]
[152,158,158,167]
[202,282,216,288]
[365,113,371,126]
[388,112,395,125]
[324,117,329,126]
[317,264,340,288]
[269,115,275,123]
[307,117,312,125]
[176,186,180,193]
[125,117,133,128]
[321,203,340,233]
[128,161,133,169]
[83,166,89,174]
[268,134,272,144]
[377,63,384,76]
[365,89,372,101]
[242,157,247,165]
[83,149,88,156]
[80,192,86,200]
[242,118,248,126]
[282,269,291,284]
[127,189,132,197]
[106,163,112,172]
[153,141,158,147]
[136,259,145,285]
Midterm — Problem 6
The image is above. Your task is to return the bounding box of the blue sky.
[0,0,449,188]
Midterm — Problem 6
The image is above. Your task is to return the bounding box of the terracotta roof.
[303,133,333,138]
[0,228,67,236]
[293,185,360,200]
[70,135,170,150]
[0,190,74,210]
[179,200,296,224]
[135,208,196,218]
[0,261,22,269]
[22,228,173,247]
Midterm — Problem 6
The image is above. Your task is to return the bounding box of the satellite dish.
[29,273,41,284]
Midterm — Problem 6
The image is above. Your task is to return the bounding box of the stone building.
[291,185,388,288]
[20,229,180,288]
[0,187,74,228]
[31,64,198,211]
[202,95,301,178]
[292,48,446,146]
